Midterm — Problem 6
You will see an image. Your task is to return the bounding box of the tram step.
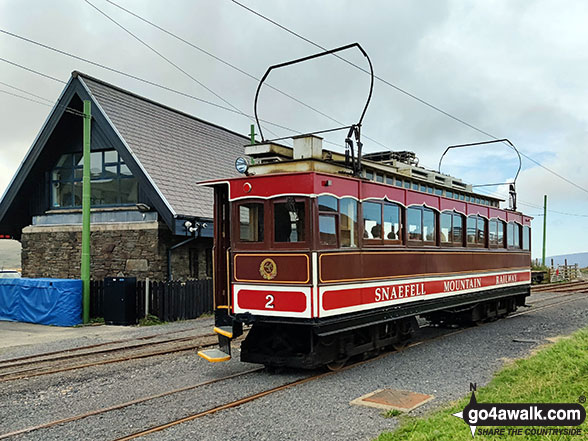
[197,348,231,363]
[214,326,234,338]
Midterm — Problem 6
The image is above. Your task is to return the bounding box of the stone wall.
[21,221,211,281]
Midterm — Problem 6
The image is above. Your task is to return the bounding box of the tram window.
[446,191,453,198]
[383,203,401,241]
[340,198,358,247]
[239,203,264,242]
[376,174,384,183]
[407,207,422,241]
[435,188,443,196]
[507,222,515,247]
[423,209,435,242]
[319,215,337,246]
[365,170,374,180]
[453,213,463,245]
[440,212,452,243]
[420,184,427,192]
[274,200,305,242]
[386,176,394,185]
[404,181,411,189]
[412,182,419,191]
[395,178,403,187]
[489,219,498,246]
[460,194,465,201]
[454,193,460,200]
[477,217,486,245]
[467,216,477,245]
[497,221,505,247]
[513,224,521,248]
[465,195,470,202]
[363,202,382,240]
[318,195,338,212]
[427,186,433,194]
[523,226,530,251]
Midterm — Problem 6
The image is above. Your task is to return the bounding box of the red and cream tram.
[198,136,532,369]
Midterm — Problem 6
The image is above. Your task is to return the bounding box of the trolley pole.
[541,194,547,267]
[81,100,92,324]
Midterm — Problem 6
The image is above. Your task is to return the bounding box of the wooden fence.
[90,279,213,322]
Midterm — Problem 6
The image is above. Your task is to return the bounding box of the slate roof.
[79,72,248,219]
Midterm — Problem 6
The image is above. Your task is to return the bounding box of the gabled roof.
[0,71,248,237]
[78,72,248,218]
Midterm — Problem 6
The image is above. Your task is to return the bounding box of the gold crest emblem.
[259,258,277,280]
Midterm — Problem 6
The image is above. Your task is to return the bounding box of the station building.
[0,72,247,281]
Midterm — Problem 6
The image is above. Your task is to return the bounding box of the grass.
[382,409,403,418]
[376,327,588,440]
[138,314,166,326]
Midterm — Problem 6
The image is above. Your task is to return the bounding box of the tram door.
[213,185,231,308]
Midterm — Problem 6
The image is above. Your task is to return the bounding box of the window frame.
[50,150,138,209]
[271,197,310,249]
[440,210,464,247]
[361,200,403,246]
[233,200,267,250]
[466,215,487,248]
[406,205,436,247]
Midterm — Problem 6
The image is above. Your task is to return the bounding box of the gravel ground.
[0,316,214,362]
[1,292,587,441]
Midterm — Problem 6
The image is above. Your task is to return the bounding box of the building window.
[50,151,138,208]
[239,203,264,242]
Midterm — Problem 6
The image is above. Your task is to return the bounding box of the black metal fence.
[90,279,213,322]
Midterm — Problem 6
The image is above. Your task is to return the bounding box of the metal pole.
[81,100,91,324]
[250,124,255,145]
[541,194,547,267]
[145,277,150,318]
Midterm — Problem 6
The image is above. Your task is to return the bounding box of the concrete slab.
[0,320,129,350]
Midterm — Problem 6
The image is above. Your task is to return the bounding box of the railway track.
[0,325,250,383]
[531,280,588,293]
[3,289,586,441]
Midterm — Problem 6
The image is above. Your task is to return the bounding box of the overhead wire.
[0,80,55,103]
[4,75,588,220]
[229,0,588,196]
[102,0,392,151]
[0,31,344,148]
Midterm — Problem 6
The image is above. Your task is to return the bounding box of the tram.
[197,135,532,368]
[197,43,531,368]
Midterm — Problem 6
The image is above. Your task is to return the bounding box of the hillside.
[0,240,21,270]
[546,252,588,268]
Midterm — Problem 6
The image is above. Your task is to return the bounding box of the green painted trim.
[81,100,91,324]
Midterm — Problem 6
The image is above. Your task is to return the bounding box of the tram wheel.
[326,357,349,371]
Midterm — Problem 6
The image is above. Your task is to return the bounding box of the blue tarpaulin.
[0,278,82,326]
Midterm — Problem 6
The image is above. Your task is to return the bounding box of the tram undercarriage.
[238,287,529,369]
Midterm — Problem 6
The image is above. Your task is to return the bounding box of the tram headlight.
[235,157,249,174]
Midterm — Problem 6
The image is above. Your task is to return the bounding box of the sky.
[0,0,587,260]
